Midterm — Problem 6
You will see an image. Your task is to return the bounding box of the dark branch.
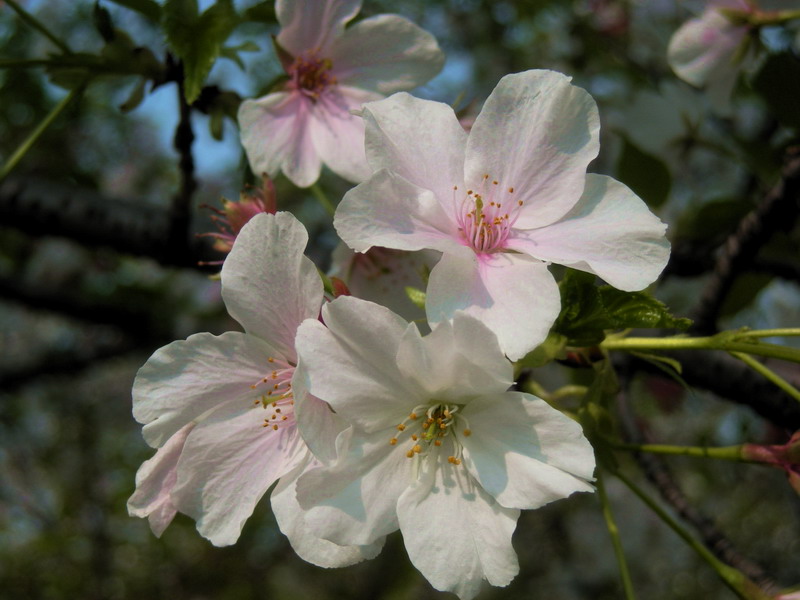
[692,151,800,333]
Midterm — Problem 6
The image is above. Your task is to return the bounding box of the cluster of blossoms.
[129,0,672,597]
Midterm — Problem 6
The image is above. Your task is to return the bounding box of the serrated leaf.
[105,0,162,21]
[629,351,691,391]
[242,1,276,23]
[553,270,613,345]
[616,137,672,208]
[163,0,238,104]
[219,41,260,70]
[600,287,692,330]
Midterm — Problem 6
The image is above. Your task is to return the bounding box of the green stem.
[730,352,800,404]
[6,0,72,54]
[0,58,59,69]
[0,85,84,184]
[615,470,771,600]
[735,328,800,339]
[550,384,588,401]
[612,441,747,462]
[597,473,637,600]
[310,183,335,216]
[601,335,800,363]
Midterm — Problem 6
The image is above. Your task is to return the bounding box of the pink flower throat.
[455,174,523,253]
[288,51,336,99]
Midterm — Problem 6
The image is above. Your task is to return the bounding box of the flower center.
[250,356,295,431]
[288,51,336,100]
[454,174,523,254]
[389,402,472,465]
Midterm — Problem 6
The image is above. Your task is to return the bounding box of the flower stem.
[310,183,335,216]
[735,328,800,339]
[601,335,800,364]
[5,0,72,54]
[612,441,746,461]
[0,85,84,184]
[597,472,637,600]
[730,351,800,404]
[615,470,772,600]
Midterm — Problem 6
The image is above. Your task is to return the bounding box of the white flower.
[128,212,381,566]
[294,296,596,599]
[667,0,757,111]
[334,69,670,360]
[238,0,444,187]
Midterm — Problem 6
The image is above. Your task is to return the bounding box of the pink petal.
[221,212,323,361]
[465,70,600,229]
[509,174,670,291]
[425,248,561,361]
[309,85,381,184]
[238,92,322,188]
[276,0,361,57]
[330,14,444,94]
[127,422,194,537]
[171,401,308,546]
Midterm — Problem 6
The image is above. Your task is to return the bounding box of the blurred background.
[1,0,799,598]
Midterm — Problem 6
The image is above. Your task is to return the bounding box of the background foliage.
[1,1,799,598]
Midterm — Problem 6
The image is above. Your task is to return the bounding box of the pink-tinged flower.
[334,69,670,360]
[667,0,757,111]
[294,296,595,599]
[742,431,800,495]
[128,212,382,566]
[238,0,444,188]
[200,176,277,261]
[329,244,440,322]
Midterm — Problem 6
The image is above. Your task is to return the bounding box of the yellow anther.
[463,429,472,436]
[409,412,418,420]
[413,444,422,454]
[411,434,419,441]
[406,450,415,458]
[397,424,406,431]
[390,438,398,445]
[272,424,278,431]
[508,187,514,193]
[434,440,442,446]
[492,180,498,185]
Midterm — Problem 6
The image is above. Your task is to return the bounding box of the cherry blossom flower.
[238,0,444,188]
[128,212,381,566]
[294,296,596,599]
[667,0,757,111]
[742,430,800,495]
[334,69,670,360]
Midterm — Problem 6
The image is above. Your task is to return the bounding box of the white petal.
[465,70,600,228]
[222,212,323,359]
[397,446,520,600]
[238,92,322,188]
[127,422,194,537]
[293,362,348,465]
[330,14,444,94]
[461,392,595,510]
[276,0,361,57]
[270,462,385,567]
[509,174,670,291]
[171,401,307,546]
[133,332,280,448]
[309,86,379,184]
[425,249,561,361]
[334,168,461,254]
[395,314,513,401]
[295,297,419,431]
[361,93,467,212]
[296,428,412,546]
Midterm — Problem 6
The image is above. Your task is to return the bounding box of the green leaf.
[242,1,276,23]
[616,137,672,208]
[752,51,800,130]
[599,288,693,330]
[517,332,568,368]
[93,2,115,42]
[163,0,238,104]
[219,41,260,70]
[119,77,147,112]
[104,0,162,22]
